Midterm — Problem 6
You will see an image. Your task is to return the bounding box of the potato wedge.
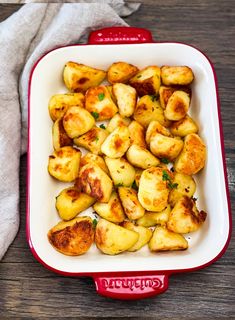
[48,146,81,182]
[56,187,95,221]
[174,133,206,175]
[164,91,190,121]
[101,126,130,158]
[137,205,171,227]
[48,216,94,256]
[80,153,109,174]
[95,219,139,255]
[107,61,139,84]
[167,196,207,233]
[85,86,118,121]
[63,61,106,92]
[73,126,109,155]
[129,66,161,96]
[149,226,188,252]
[48,93,85,122]
[118,187,145,220]
[128,120,146,148]
[145,120,171,146]
[126,144,160,169]
[93,191,125,223]
[106,113,131,133]
[161,66,194,86]
[63,106,95,138]
[113,83,137,117]
[105,157,135,187]
[76,163,113,203]
[159,85,192,110]
[138,167,170,212]
[170,115,199,137]
[106,85,117,103]
[150,133,183,161]
[52,117,73,150]
[121,221,152,252]
[134,168,143,187]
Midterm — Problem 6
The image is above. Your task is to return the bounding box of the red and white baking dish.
[27,27,232,300]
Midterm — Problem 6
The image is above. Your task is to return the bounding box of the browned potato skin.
[118,187,145,220]
[170,115,199,137]
[107,61,139,84]
[161,66,194,86]
[128,120,146,148]
[164,91,190,121]
[52,117,73,150]
[159,85,192,109]
[106,113,131,133]
[80,153,109,174]
[48,217,94,256]
[150,134,183,161]
[145,120,171,146]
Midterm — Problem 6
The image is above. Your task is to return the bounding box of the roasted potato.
[76,163,113,203]
[168,173,196,206]
[150,133,184,161]
[106,113,131,133]
[63,61,106,92]
[52,117,73,150]
[138,167,170,212]
[101,126,130,158]
[113,83,137,117]
[164,91,190,121]
[126,144,160,169]
[73,126,109,155]
[105,157,135,187]
[95,219,139,255]
[145,120,171,146]
[128,121,146,148]
[93,191,125,223]
[170,115,199,137]
[134,168,143,188]
[85,86,118,121]
[134,95,170,128]
[149,226,188,252]
[121,221,152,252]
[63,106,95,138]
[137,205,171,227]
[167,196,207,233]
[161,66,194,86]
[159,85,192,109]
[48,216,94,256]
[118,187,145,220]
[129,66,161,96]
[107,61,139,84]
[56,187,95,221]
[48,146,81,182]
[80,152,109,174]
[174,133,206,175]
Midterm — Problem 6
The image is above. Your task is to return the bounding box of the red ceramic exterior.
[27,26,232,300]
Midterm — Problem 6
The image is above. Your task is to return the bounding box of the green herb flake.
[115,183,124,187]
[92,219,98,229]
[161,158,169,164]
[132,180,138,191]
[99,124,106,129]
[91,111,99,120]
[168,182,178,189]
[98,93,105,101]
[162,170,170,182]
[149,94,157,102]
[95,136,99,143]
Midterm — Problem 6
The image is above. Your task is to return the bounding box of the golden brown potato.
[150,133,184,161]
[145,120,171,146]
[56,187,95,221]
[52,117,73,150]
[138,167,170,212]
[112,83,137,117]
[121,221,152,252]
[107,61,139,84]
[149,226,188,252]
[93,191,125,223]
[63,106,95,138]
[159,85,192,110]
[167,196,207,233]
[161,66,194,86]
[134,95,170,128]
[164,91,190,121]
[48,216,94,256]
[106,113,131,133]
[80,152,109,174]
[170,115,199,137]
[76,163,113,203]
[126,144,160,169]
[101,126,130,158]
[105,157,135,187]
[95,219,139,255]
[85,86,118,121]
[129,66,161,96]
[137,205,171,227]
[106,85,117,103]
[63,61,106,92]
[73,126,109,155]
[128,121,146,148]
[134,168,143,188]
[48,146,81,182]
[174,133,206,175]
[118,187,145,220]
[168,173,196,207]
[48,93,85,122]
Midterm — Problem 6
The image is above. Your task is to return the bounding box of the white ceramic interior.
[28,43,230,274]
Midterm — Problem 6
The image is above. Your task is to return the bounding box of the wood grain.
[0,1,235,318]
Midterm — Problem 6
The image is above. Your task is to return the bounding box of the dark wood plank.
[0,1,235,318]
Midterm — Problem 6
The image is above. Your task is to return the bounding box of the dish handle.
[88,26,153,44]
[93,273,168,300]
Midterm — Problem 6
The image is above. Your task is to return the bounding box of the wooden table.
[0,1,234,318]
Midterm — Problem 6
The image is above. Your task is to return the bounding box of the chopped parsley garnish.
[92,219,98,228]
[98,93,105,101]
[168,182,178,189]
[149,94,157,102]
[95,136,99,143]
[161,158,169,164]
[115,183,124,187]
[132,180,138,191]
[99,124,106,129]
[162,170,178,189]
[91,111,99,120]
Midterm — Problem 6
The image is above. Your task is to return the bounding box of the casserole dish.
[27,27,232,300]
